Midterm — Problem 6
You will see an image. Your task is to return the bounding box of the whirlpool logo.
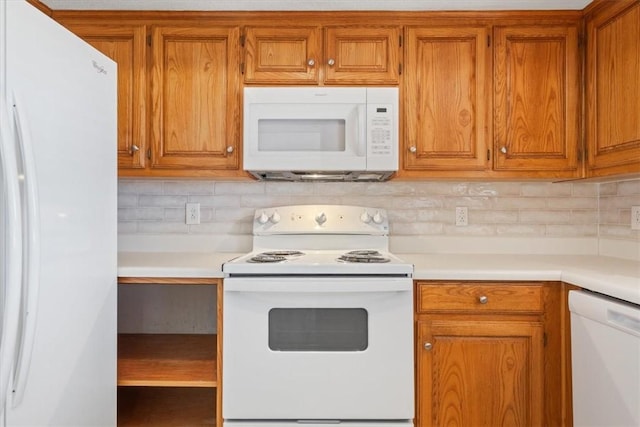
[92,60,107,75]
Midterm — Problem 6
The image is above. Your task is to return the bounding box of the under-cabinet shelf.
[118,333,217,387]
[118,387,216,426]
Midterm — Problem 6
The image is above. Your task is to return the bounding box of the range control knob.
[270,211,281,224]
[257,211,269,224]
[372,211,384,224]
[315,212,327,225]
[360,211,372,223]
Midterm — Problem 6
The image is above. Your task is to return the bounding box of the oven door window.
[268,308,368,351]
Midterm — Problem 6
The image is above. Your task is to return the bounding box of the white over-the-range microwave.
[243,86,399,181]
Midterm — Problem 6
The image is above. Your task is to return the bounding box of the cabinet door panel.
[404,27,490,172]
[324,26,400,84]
[244,26,320,84]
[494,26,579,174]
[417,319,543,427]
[151,26,239,170]
[65,24,146,170]
[587,1,640,176]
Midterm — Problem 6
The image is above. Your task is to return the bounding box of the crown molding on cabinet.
[40,0,592,11]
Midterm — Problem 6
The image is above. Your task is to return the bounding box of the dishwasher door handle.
[608,310,640,336]
[570,290,640,338]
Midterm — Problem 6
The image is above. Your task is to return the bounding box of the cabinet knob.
[500,146,507,154]
[327,58,335,66]
[423,342,433,351]
[307,59,315,67]
[409,146,417,153]
[226,146,234,154]
[478,295,488,304]
[129,144,139,155]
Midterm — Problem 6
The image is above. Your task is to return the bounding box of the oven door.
[222,277,414,421]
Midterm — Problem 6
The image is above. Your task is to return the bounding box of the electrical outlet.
[632,206,640,230]
[186,203,200,225]
[455,206,468,227]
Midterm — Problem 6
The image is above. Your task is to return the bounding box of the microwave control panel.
[367,104,393,156]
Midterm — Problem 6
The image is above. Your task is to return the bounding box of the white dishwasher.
[569,290,640,427]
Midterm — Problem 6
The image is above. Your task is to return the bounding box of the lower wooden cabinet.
[417,319,543,426]
[117,277,222,427]
[415,281,571,427]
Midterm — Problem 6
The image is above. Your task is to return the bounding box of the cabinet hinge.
[543,333,548,347]
[240,62,245,75]
[398,63,402,75]
[487,149,491,161]
[578,33,584,49]
[487,35,491,47]
[146,35,151,47]
[399,34,403,47]
[146,149,151,160]
[240,35,245,48]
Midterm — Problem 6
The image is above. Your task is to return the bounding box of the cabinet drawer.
[417,282,543,313]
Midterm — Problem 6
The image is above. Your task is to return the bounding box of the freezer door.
[4,1,117,426]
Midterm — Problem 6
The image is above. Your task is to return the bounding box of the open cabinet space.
[116,278,222,426]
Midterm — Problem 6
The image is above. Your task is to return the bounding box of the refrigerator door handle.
[0,99,24,414]
[9,95,41,408]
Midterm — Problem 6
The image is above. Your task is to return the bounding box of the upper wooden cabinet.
[585,0,640,178]
[58,18,244,178]
[150,25,241,172]
[403,26,491,175]
[493,25,580,177]
[56,9,640,181]
[61,22,147,170]
[401,21,580,179]
[243,25,401,85]
[243,26,321,84]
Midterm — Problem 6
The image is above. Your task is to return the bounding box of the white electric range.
[222,205,414,427]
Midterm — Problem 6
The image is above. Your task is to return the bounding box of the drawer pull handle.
[478,295,488,304]
[423,342,433,351]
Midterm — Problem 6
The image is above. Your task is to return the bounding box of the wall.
[599,179,640,241]
[118,178,640,245]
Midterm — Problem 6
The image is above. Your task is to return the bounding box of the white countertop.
[118,251,640,305]
[118,252,243,279]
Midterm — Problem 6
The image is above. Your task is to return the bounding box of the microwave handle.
[357,104,366,157]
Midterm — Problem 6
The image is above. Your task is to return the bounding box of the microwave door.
[244,103,367,171]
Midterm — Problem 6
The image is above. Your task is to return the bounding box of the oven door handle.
[224,280,412,293]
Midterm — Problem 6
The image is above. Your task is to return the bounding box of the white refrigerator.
[0,1,117,425]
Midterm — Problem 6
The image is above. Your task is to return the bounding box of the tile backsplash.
[118,178,639,242]
[599,179,640,241]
